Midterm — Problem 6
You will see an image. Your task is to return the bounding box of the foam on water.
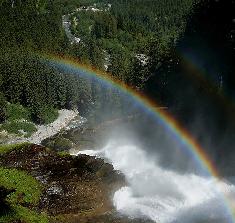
[75,142,235,223]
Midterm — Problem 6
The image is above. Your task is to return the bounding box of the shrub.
[32,106,59,124]
[0,121,37,137]
[6,103,31,122]
[3,206,49,223]
[0,168,42,204]
[57,151,71,157]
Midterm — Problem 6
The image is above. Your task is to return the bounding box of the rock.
[0,144,153,222]
[0,144,132,222]
[85,156,106,173]
[96,163,114,178]
[47,182,64,196]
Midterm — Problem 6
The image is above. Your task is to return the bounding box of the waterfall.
[76,141,235,223]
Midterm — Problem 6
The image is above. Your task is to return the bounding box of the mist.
[75,134,235,223]
[68,84,234,222]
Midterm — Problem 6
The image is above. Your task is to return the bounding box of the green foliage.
[0,144,50,222]
[71,0,199,88]
[0,49,88,124]
[57,0,98,13]
[92,13,117,39]
[0,0,92,124]
[1,103,37,137]
[0,167,48,223]
[45,137,73,152]
[57,151,71,157]
[0,206,49,223]
[6,103,31,122]
[0,0,200,124]
[0,168,41,205]
[0,92,7,123]
[0,0,66,52]
[0,121,37,137]
[32,106,59,125]
[0,143,30,155]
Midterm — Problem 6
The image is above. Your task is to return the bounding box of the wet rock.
[85,156,108,174]
[0,144,155,222]
[46,182,64,196]
[96,163,114,178]
[0,144,132,222]
[35,174,48,184]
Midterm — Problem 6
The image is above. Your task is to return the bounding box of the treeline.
[0,0,94,124]
[0,50,92,124]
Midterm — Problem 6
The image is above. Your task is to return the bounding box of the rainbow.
[40,54,235,222]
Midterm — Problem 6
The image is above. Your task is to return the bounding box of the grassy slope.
[0,143,49,223]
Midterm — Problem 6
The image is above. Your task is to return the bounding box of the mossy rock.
[44,137,73,152]
[96,163,114,178]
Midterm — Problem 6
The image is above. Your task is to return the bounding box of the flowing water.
[75,141,235,223]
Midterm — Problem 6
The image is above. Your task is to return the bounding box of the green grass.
[0,143,30,155]
[1,103,59,137]
[0,206,48,223]
[0,144,50,222]
[0,103,37,137]
[0,167,42,204]
[0,121,37,137]
[0,167,49,223]
[4,103,59,125]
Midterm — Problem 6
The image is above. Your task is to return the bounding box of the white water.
[75,141,235,223]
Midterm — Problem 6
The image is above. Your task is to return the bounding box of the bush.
[0,121,37,137]
[6,103,31,122]
[57,151,70,157]
[0,168,42,205]
[2,206,49,223]
[32,106,59,124]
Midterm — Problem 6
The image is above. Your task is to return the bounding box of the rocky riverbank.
[1,109,80,145]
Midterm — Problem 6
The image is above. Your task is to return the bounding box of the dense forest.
[69,0,199,88]
[0,0,199,133]
[0,0,90,125]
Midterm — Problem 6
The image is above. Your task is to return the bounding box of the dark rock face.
[0,144,152,222]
